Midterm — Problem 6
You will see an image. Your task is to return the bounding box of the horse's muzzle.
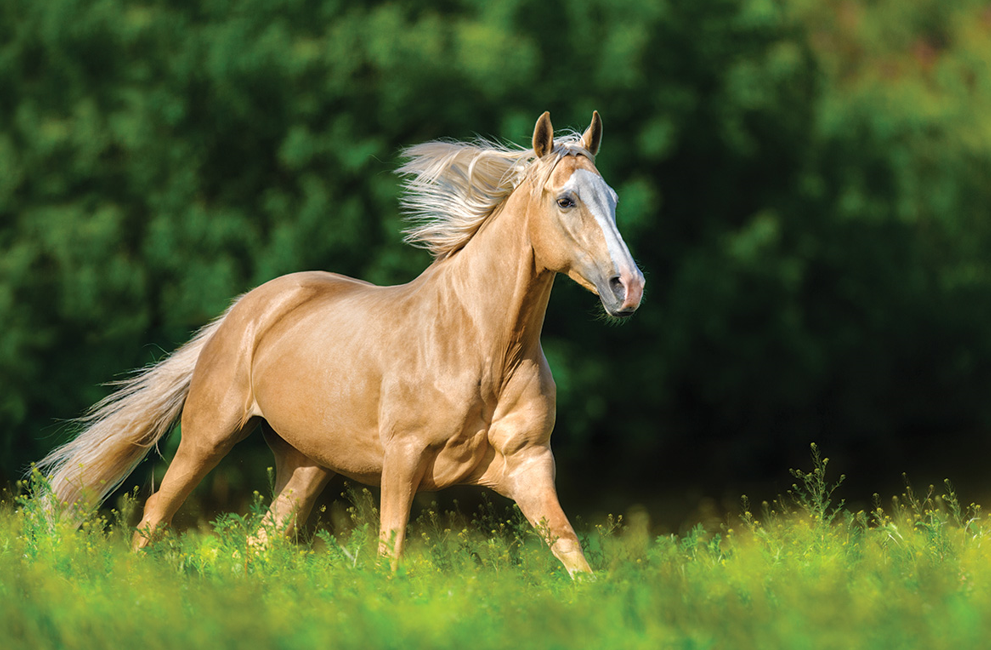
[605,270,644,317]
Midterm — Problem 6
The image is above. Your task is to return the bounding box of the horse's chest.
[381,376,487,487]
[413,376,552,490]
[420,426,492,490]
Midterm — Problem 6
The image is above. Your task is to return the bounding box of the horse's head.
[526,112,645,318]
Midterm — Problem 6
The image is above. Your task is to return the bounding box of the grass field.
[3,447,991,650]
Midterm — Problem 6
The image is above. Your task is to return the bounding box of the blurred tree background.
[3,0,991,528]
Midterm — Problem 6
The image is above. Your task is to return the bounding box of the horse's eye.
[557,197,575,209]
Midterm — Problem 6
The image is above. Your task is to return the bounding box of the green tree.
[3,0,991,513]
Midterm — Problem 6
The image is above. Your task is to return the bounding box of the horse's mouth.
[603,305,637,319]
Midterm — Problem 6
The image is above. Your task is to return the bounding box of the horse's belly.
[262,410,492,490]
[256,393,384,477]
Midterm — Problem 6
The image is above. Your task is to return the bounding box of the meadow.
[3,447,991,650]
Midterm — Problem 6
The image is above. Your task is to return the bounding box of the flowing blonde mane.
[397,132,591,258]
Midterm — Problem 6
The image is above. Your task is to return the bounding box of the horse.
[36,111,645,575]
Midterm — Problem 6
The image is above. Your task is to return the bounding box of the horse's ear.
[580,111,602,156]
[532,111,554,158]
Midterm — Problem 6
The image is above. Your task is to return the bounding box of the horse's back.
[249,270,376,305]
[231,269,375,332]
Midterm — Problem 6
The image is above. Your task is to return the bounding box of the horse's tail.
[35,308,233,516]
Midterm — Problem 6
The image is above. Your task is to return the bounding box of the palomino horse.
[38,111,645,575]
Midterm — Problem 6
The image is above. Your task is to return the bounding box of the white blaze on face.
[561,168,637,276]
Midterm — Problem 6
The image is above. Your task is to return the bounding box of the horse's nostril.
[609,276,625,300]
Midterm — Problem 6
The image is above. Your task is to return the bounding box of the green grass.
[4,446,991,650]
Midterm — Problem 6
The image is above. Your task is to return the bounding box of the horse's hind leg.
[132,403,256,550]
[250,424,334,547]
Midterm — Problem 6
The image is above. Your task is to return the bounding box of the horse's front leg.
[378,441,428,569]
[502,445,592,576]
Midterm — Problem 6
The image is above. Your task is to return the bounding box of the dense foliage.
[3,0,991,513]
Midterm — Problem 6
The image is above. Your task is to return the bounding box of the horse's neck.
[434,191,554,364]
